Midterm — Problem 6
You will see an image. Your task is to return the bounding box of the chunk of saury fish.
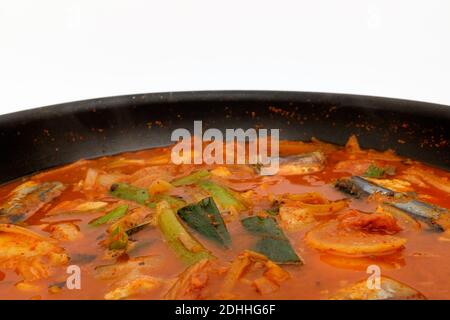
[335,176,450,231]
[255,151,326,176]
[0,181,65,223]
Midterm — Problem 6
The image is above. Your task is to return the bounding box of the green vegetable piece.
[363,164,386,178]
[198,181,245,211]
[125,221,152,236]
[178,197,231,248]
[254,238,301,264]
[153,194,186,210]
[89,205,128,227]
[158,202,213,265]
[171,170,210,187]
[241,216,285,238]
[108,226,128,250]
[241,216,302,264]
[110,183,149,205]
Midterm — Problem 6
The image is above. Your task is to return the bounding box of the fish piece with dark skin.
[277,151,326,176]
[253,151,326,176]
[0,181,65,223]
[334,176,450,232]
[330,276,426,300]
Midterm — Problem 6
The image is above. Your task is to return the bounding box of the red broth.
[0,138,449,300]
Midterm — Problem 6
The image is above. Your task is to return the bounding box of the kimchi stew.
[1,136,450,300]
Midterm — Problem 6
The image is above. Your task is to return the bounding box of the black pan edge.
[2,91,450,122]
[0,90,449,184]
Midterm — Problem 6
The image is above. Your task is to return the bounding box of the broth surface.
[0,138,449,300]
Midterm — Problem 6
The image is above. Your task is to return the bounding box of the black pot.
[1,91,449,184]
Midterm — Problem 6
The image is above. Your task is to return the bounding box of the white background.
[0,0,449,115]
